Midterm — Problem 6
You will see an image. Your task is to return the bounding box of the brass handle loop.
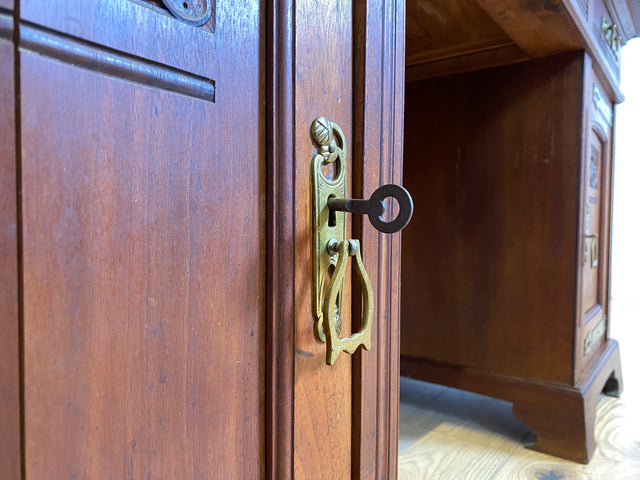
[310,116,412,365]
[585,233,599,268]
[323,239,373,365]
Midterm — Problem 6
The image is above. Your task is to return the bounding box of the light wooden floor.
[398,298,640,479]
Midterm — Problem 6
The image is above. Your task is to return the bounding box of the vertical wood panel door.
[268,1,405,478]
[4,0,405,478]
[18,1,265,478]
[0,7,21,479]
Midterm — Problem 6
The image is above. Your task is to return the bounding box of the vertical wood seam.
[12,2,25,478]
[266,0,296,477]
[350,0,366,477]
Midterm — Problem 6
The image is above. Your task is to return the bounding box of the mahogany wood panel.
[405,0,514,67]
[574,63,615,379]
[267,0,405,477]
[291,1,354,478]
[20,0,216,84]
[401,338,622,463]
[20,2,264,478]
[0,34,21,480]
[544,0,629,102]
[401,53,586,384]
[474,0,583,57]
[404,0,640,102]
[581,129,603,317]
[405,44,526,83]
[352,1,405,479]
[266,1,295,477]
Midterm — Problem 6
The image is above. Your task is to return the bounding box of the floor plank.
[399,298,640,479]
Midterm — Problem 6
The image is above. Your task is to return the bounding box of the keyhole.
[328,195,337,227]
[183,1,188,8]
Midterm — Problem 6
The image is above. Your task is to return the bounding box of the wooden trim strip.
[266,0,295,478]
[0,13,21,479]
[19,21,215,102]
[0,12,12,40]
[351,0,405,477]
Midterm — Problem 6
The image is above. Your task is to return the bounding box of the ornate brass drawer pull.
[323,239,373,365]
[310,117,413,365]
[585,233,598,268]
[601,17,622,61]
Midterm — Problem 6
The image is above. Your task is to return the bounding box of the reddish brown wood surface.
[581,131,604,316]
[291,2,354,478]
[20,2,264,478]
[401,338,622,463]
[473,0,583,57]
[0,33,21,480]
[266,0,295,478]
[404,0,638,101]
[575,63,614,379]
[267,0,405,478]
[352,1,405,479]
[406,0,514,67]
[401,53,586,384]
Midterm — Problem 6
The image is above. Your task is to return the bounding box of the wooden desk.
[400,0,639,464]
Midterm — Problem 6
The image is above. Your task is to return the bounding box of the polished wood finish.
[399,312,638,479]
[290,2,354,477]
[401,340,622,464]
[405,0,640,101]
[352,2,406,478]
[0,19,21,479]
[575,61,615,380]
[473,0,583,57]
[266,1,296,477]
[400,52,622,463]
[405,0,514,67]
[19,1,264,477]
[266,0,406,477]
[405,43,525,83]
[403,53,585,383]
[6,1,407,478]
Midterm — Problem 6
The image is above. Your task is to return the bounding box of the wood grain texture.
[555,0,627,102]
[399,352,640,480]
[352,0,405,478]
[474,0,584,57]
[0,37,21,480]
[20,0,218,82]
[399,378,531,479]
[402,53,586,384]
[405,0,514,67]
[291,1,354,478]
[400,52,627,463]
[574,64,615,380]
[266,0,295,477]
[405,44,526,83]
[0,11,11,39]
[267,0,406,477]
[19,23,216,102]
[401,338,622,463]
[20,1,264,477]
[404,0,637,102]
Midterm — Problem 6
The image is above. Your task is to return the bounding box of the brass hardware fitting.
[601,18,622,61]
[310,117,373,365]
